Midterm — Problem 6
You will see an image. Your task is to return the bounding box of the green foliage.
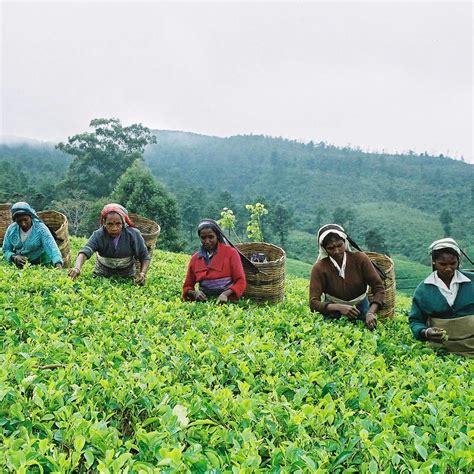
[112,163,184,252]
[217,208,236,236]
[365,228,389,255]
[245,203,268,242]
[56,118,157,198]
[0,238,472,472]
[268,203,293,247]
[439,209,453,237]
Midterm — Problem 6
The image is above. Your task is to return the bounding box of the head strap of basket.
[100,203,134,227]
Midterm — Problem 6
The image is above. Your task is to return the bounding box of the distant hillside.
[0,131,472,265]
[144,130,473,264]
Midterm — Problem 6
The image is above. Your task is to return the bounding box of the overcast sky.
[1,1,472,161]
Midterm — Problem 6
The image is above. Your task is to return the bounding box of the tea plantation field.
[1,240,472,472]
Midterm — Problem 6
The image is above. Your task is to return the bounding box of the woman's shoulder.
[460,270,474,282]
[348,251,371,263]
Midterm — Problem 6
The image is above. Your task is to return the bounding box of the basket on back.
[37,210,71,267]
[129,213,160,270]
[365,251,396,320]
[235,242,286,304]
[0,203,12,246]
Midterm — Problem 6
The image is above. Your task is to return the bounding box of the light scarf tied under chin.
[317,228,352,279]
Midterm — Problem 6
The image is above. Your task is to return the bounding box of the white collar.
[424,269,470,288]
[329,252,347,279]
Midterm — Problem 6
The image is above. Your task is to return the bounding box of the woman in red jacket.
[183,219,247,303]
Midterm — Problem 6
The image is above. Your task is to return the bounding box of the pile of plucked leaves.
[0,239,472,472]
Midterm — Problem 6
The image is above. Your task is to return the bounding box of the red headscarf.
[100,203,135,227]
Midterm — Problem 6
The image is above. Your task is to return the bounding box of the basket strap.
[459,248,474,266]
[345,235,388,280]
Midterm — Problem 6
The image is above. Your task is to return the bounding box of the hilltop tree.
[268,203,293,247]
[112,163,183,251]
[365,228,389,255]
[439,209,453,237]
[56,118,157,198]
[333,207,355,230]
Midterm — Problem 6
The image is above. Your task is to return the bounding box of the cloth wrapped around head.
[11,202,40,221]
[429,238,461,257]
[100,203,134,227]
[197,218,259,274]
[197,219,226,243]
[317,223,350,261]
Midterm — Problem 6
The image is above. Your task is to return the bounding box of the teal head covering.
[11,202,40,221]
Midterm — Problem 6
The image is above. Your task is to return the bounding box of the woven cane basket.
[37,210,71,267]
[365,251,396,320]
[235,242,286,304]
[0,203,12,246]
[129,213,160,271]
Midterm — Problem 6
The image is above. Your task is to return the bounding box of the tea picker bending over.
[183,219,252,303]
[309,224,385,330]
[68,204,150,284]
[2,202,63,268]
[408,238,474,357]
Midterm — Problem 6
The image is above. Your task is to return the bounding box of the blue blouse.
[2,220,63,265]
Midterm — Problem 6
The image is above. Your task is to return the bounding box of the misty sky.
[1,1,472,161]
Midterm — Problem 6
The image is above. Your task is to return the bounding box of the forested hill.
[0,132,473,265]
[144,131,474,264]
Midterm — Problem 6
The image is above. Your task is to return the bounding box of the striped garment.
[199,277,233,297]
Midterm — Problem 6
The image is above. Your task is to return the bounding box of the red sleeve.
[182,254,197,300]
[228,247,247,299]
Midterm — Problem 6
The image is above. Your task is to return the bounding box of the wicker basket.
[0,203,12,246]
[235,242,286,304]
[129,213,160,270]
[365,251,396,320]
[37,210,71,267]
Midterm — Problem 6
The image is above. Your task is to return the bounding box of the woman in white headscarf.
[309,224,385,330]
[409,238,474,357]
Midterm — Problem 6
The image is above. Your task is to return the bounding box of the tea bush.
[0,239,472,472]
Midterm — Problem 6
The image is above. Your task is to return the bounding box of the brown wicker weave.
[37,210,71,267]
[235,242,286,304]
[0,203,12,245]
[365,251,396,320]
[129,213,160,271]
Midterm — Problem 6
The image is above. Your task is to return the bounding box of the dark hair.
[322,232,345,248]
[432,247,460,263]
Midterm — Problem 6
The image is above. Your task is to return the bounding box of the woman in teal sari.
[2,202,63,268]
[409,238,474,357]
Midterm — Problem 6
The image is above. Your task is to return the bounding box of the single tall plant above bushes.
[245,202,268,242]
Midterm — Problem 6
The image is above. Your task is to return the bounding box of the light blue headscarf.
[11,202,40,221]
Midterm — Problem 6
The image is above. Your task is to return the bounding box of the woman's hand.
[336,304,360,319]
[217,293,229,304]
[13,255,27,268]
[194,290,207,302]
[135,272,146,285]
[365,312,377,330]
[55,263,63,269]
[424,327,447,343]
[68,267,81,280]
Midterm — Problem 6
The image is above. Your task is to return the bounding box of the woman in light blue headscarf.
[2,202,63,268]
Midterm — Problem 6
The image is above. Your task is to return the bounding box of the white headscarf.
[317,224,353,278]
[429,238,461,257]
[317,224,350,260]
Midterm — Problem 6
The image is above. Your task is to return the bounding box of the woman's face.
[324,238,346,262]
[433,252,458,281]
[15,215,33,232]
[199,228,218,251]
[104,212,123,238]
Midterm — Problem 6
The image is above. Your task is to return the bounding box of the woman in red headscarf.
[68,204,151,284]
